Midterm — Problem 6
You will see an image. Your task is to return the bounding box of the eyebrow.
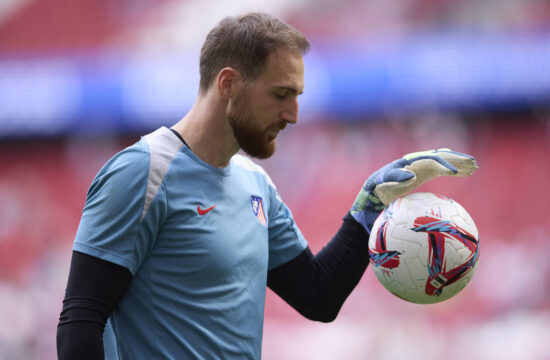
[275,86,304,96]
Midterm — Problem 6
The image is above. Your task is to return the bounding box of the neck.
[171,93,239,168]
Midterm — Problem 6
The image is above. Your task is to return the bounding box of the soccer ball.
[368,192,479,304]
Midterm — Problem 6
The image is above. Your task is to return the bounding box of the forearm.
[57,317,106,360]
[57,251,132,359]
[267,212,369,322]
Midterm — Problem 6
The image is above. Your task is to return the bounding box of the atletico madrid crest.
[251,196,267,226]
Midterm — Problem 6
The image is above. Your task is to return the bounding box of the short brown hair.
[199,12,310,93]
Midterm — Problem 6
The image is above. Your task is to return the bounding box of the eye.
[274,92,287,100]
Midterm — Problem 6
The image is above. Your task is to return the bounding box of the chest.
[152,170,271,284]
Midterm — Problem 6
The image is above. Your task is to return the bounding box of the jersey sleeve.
[73,142,167,275]
[266,185,308,270]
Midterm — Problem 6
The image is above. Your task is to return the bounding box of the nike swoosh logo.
[197,205,216,215]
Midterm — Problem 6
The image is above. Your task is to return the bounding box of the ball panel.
[368,192,479,304]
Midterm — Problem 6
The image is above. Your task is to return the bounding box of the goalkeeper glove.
[350,148,478,234]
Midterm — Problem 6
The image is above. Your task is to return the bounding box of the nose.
[280,97,299,124]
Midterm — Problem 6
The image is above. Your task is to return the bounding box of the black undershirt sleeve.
[267,212,370,322]
[57,251,132,360]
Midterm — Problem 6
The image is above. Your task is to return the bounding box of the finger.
[383,168,415,183]
[435,148,475,160]
[405,149,478,175]
[408,155,459,173]
[430,156,458,173]
[437,152,479,177]
[406,159,457,180]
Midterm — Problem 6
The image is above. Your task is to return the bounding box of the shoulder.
[90,127,184,198]
[94,142,150,184]
[232,154,276,189]
[104,127,185,179]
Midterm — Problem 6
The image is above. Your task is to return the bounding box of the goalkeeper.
[56,12,478,360]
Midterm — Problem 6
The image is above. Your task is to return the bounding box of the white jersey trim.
[141,127,185,221]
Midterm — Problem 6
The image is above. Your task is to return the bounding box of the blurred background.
[1,0,550,359]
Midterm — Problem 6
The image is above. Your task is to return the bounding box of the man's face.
[227,47,305,159]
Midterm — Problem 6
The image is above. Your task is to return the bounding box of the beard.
[227,88,278,159]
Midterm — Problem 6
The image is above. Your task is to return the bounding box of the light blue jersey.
[73,127,307,359]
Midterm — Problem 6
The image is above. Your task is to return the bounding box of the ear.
[217,67,240,100]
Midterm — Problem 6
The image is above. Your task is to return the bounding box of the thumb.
[374,173,417,205]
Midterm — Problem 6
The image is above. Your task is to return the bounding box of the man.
[57,12,478,359]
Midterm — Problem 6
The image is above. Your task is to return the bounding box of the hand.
[350,148,478,233]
